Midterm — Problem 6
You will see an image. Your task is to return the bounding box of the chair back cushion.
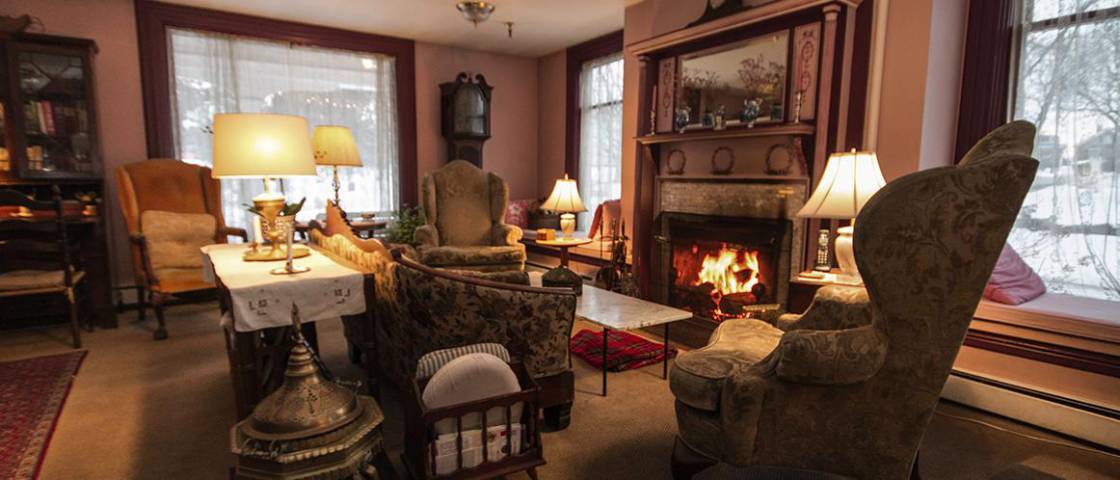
[423,160,508,246]
[959,120,1036,165]
[141,210,217,272]
[117,159,223,235]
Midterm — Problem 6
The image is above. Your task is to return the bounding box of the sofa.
[310,204,577,429]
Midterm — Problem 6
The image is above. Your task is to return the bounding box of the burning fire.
[692,245,762,294]
[691,245,763,322]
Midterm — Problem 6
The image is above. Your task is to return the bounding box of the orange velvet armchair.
[116,159,247,340]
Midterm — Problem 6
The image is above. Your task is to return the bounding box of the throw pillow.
[141,210,217,271]
[504,199,535,228]
[984,244,1046,305]
[421,352,523,435]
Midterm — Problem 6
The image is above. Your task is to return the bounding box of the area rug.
[570,329,677,371]
[0,351,86,480]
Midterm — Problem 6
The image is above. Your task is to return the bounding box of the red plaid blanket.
[570,328,677,372]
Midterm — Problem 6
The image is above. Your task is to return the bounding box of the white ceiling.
[160,0,638,57]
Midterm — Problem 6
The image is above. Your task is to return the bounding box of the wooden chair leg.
[152,292,168,340]
[526,467,539,480]
[671,436,716,480]
[68,289,82,349]
[136,285,147,323]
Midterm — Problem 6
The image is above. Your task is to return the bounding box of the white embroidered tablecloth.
[201,244,366,332]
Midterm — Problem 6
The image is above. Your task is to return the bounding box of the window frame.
[564,31,624,180]
[134,0,418,206]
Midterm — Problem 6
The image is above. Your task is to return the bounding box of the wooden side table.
[537,237,592,294]
[204,244,378,420]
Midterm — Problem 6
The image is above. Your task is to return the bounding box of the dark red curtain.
[954,0,1018,163]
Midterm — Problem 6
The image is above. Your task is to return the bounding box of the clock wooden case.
[439,72,492,168]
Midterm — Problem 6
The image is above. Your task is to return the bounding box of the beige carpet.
[1,302,1117,479]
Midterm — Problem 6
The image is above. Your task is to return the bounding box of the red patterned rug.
[0,351,86,480]
[570,329,677,372]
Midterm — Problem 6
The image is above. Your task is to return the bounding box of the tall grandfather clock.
[440,72,492,167]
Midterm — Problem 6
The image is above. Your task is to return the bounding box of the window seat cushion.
[974,293,1120,344]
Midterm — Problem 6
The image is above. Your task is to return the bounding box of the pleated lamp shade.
[313,126,363,167]
[797,149,887,219]
[211,113,317,178]
[541,174,588,213]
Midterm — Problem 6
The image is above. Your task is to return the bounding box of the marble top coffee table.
[576,284,692,396]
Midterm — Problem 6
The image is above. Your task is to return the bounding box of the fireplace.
[649,177,808,338]
[657,213,792,322]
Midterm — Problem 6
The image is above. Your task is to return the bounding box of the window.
[1009,0,1120,301]
[577,53,624,229]
[168,28,400,229]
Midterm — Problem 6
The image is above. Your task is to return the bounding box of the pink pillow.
[504,199,535,228]
[984,244,1046,305]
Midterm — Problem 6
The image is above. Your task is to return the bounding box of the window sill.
[973,293,1120,345]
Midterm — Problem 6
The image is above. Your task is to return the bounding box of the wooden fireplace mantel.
[628,0,872,299]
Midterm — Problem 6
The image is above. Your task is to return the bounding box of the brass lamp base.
[244,245,311,262]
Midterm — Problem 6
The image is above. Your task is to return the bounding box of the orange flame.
[693,246,762,295]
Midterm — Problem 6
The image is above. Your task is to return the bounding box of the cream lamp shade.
[797,149,886,219]
[312,126,363,167]
[211,113,317,178]
[541,174,588,213]
[797,149,886,284]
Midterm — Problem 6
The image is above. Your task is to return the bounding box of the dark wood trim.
[565,30,624,179]
[134,0,418,206]
[954,0,1016,163]
[963,329,1120,379]
[844,0,874,150]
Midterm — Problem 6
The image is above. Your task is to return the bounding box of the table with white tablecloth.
[201,243,375,419]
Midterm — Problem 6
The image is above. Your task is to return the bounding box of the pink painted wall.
[4,0,149,287]
[536,50,567,199]
[414,43,540,201]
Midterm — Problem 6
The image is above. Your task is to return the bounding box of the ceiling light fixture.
[457,1,496,27]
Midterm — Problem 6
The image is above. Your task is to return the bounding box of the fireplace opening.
[657,213,792,323]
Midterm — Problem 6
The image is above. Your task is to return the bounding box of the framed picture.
[677,30,789,129]
[657,57,677,133]
[792,22,821,121]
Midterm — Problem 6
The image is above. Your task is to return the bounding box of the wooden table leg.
[602,327,609,397]
[663,323,670,380]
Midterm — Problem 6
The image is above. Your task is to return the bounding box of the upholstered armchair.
[416,160,526,272]
[116,159,247,340]
[310,203,576,429]
[669,122,1038,479]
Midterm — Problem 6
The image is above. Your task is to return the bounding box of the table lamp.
[796,149,886,283]
[212,113,317,264]
[312,125,362,208]
[541,174,587,238]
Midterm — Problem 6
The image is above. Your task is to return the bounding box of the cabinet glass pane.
[17,51,95,175]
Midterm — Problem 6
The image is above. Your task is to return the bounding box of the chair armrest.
[129,233,159,286]
[220,226,248,242]
[415,224,439,248]
[773,325,887,385]
[778,285,871,331]
[492,224,523,246]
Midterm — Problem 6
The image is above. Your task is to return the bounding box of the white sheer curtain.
[168,28,399,232]
[1009,0,1120,301]
[578,53,624,230]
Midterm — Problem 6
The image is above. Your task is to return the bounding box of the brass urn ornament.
[231,304,385,479]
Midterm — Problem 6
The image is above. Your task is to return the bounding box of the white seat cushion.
[422,352,523,435]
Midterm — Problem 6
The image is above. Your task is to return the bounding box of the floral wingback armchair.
[669,123,1038,479]
[416,160,526,272]
[310,203,577,429]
